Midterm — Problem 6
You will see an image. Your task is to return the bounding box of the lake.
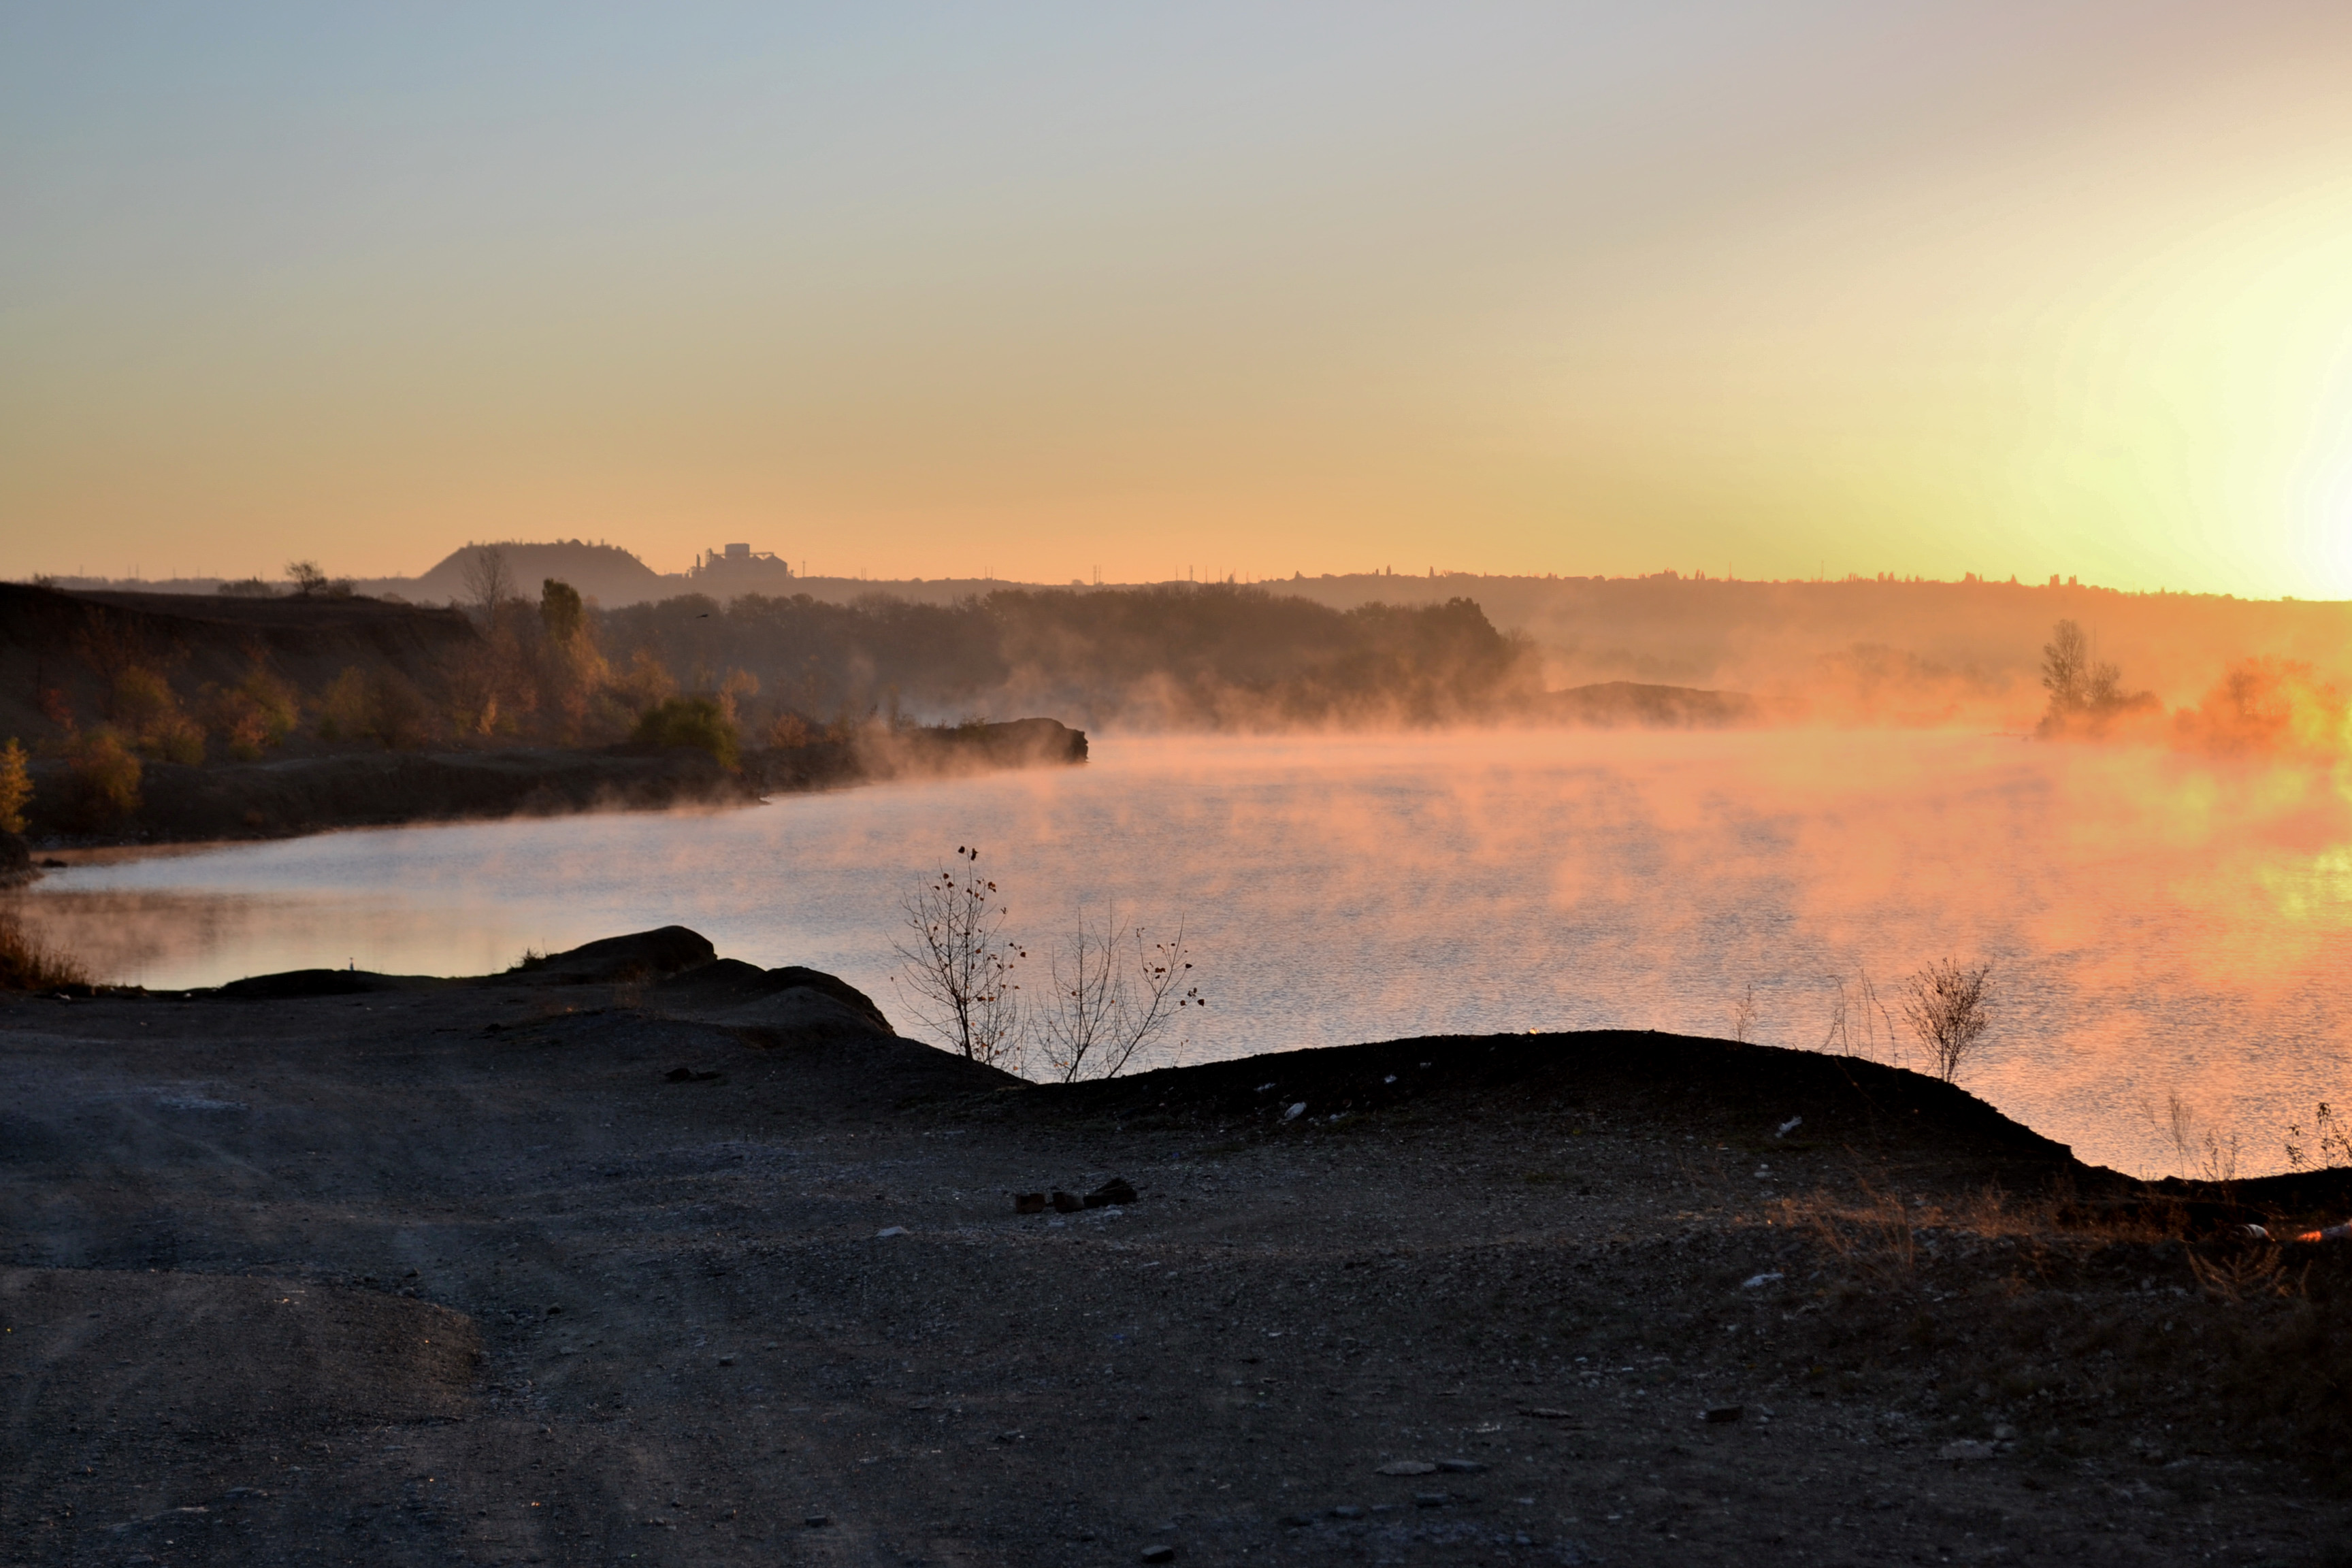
[13,730,2351,1179]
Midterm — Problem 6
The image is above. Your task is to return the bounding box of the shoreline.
[13,715,1085,854]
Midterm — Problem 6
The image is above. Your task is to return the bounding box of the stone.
[1085,1177,1139,1207]
[1377,1460,1439,1476]
[1940,1439,1997,1462]
[1437,1459,1486,1473]
[1141,1546,1176,1563]
[1703,1405,1743,1424]
[1014,1192,1047,1214]
[1519,1407,1575,1420]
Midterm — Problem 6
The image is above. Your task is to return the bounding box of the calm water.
[14,731,2351,1177]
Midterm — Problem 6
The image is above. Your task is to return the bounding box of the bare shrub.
[0,910,92,991]
[461,546,514,617]
[1730,981,1758,1045]
[2281,1102,2352,1173]
[2038,619,2153,736]
[285,560,350,598]
[1899,958,1993,1083]
[892,846,1025,1070]
[2152,1090,2242,1183]
[1820,968,1898,1063]
[2187,1243,2302,1305]
[1035,907,1205,1082]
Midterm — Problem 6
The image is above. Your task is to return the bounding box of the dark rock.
[213,968,436,1000]
[664,1067,719,1083]
[504,926,716,985]
[650,958,894,1034]
[1141,1547,1175,1564]
[1519,1407,1575,1420]
[804,1514,832,1528]
[1085,1177,1139,1207]
[1437,1458,1486,1473]
[1703,1405,1743,1424]
[1013,1193,1047,1214]
[1051,1191,1083,1213]
[1414,1492,1450,1507]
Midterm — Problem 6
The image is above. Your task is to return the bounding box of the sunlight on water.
[14,730,2351,1178]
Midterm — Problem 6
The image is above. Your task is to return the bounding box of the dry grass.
[1771,1173,2352,1490]
[0,909,93,991]
[2187,1242,2307,1304]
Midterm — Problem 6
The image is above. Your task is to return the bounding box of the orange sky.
[5,4,2351,594]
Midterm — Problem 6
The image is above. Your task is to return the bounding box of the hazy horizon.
[7,5,2352,598]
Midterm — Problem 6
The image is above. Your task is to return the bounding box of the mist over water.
[16,731,2351,1178]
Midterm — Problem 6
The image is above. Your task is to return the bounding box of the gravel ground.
[2,936,2347,1567]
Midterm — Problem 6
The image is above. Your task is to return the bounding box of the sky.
[5,3,2352,595]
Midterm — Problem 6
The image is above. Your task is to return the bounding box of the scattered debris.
[663,1066,719,1083]
[1414,1492,1451,1507]
[2242,1221,2352,1242]
[1051,1191,1083,1213]
[1282,1102,1307,1123]
[1940,1439,1997,1462]
[1437,1458,1486,1473]
[804,1514,832,1528]
[1328,1506,1362,1520]
[1085,1177,1138,1207]
[1742,1271,1784,1289]
[1703,1405,1743,1424]
[1776,1115,1803,1138]
[1141,1546,1176,1564]
[1519,1407,1575,1420]
[1378,1460,1439,1475]
[876,1226,909,1239]
[1013,1192,1047,1214]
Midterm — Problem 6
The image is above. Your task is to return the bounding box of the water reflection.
[12,730,2351,1177]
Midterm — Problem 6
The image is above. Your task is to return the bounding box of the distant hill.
[394,541,674,608]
